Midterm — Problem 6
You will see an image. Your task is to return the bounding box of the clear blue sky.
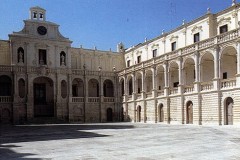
[0,0,236,51]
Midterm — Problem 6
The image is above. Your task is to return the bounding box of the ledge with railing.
[221,78,236,89]
[184,85,194,93]
[0,96,12,103]
[103,97,115,102]
[169,88,178,95]
[157,90,164,97]
[88,97,100,103]
[201,81,213,91]
[136,93,142,99]
[146,92,152,98]
[72,97,84,103]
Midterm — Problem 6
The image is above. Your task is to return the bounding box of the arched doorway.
[186,101,193,124]
[224,97,233,125]
[107,108,113,122]
[158,104,164,122]
[33,77,54,117]
[137,106,141,122]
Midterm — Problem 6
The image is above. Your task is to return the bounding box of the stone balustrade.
[72,97,84,103]
[157,90,164,97]
[0,96,12,103]
[184,85,194,93]
[103,97,115,102]
[88,97,99,103]
[169,88,178,95]
[221,78,236,89]
[201,82,213,91]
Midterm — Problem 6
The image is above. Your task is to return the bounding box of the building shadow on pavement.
[0,123,134,159]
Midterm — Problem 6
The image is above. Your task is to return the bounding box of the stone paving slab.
[1,123,240,160]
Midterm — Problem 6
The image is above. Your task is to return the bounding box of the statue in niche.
[18,51,24,63]
[61,54,66,66]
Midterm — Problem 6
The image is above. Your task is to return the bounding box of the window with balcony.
[152,49,157,58]
[127,60,130,67]
[137,56,141,63]
[171,42,176,51]
[194,33,200,43]
[220,24,228,34]
[223,72,227,79]
[173,82,179,88]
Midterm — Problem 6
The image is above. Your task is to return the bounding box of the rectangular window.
[152,49,157,58]
[137,56,141,63]
[158,86,161,90]
[194,33,200,43]
[127,60,130,67]
[173,82,179,88]
[39,49,47,65]
[223,72,227,79]
[138,88,141,93]
[220,25,228,34]
[171,42,176,51]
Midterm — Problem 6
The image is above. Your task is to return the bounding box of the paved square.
[1,123,240,160]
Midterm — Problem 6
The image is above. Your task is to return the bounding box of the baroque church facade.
[1,2,240,125]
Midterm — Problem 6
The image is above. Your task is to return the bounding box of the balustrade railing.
[201,82,213,91]
[128,95,132,101]
[0,96,12,103]
[88,97,99,103]
[103,97,115,102]
[146,92,152,98]
[221,78,236,89]
[72,97,84,103]
[169,88,178,95]
[157,90,164,97]
[184,85,194,93]
[136,93,142,99]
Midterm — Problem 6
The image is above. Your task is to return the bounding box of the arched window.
[88,79,99,97]
[18,79,25,98]
[103,79,114,97]
[60,51,66,66]
[61,80,67,98]
[17,47,24,63]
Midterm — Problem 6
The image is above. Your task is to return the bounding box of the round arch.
[103,79,114,97]
[88,78,99,97]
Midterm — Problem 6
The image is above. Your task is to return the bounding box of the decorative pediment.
[217,17,231,26]
[169,35,178,42]
[191,25,202,34]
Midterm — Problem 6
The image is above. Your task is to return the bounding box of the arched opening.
[220,47,237,80]
[60,51,66,66]
[183,58,195,85]
[169,61,179,88]
[88,79,99,97]
[61,80,67,98]
[33,77,54,117]
[137,105,141,122]
[72,78,84,97]
[1,108,11,124]
[103,79,114,97]
[0,75,12,97]
[128,77,133,95]
[106,108,113,122]
[200,52,214,82]
[136,72,142,94]
[186,101,193,124]
[18,78,25,98]
[145,70,153,93]
[158,103,164,122]
[224,97,234,125]
[17,47,24,63]
[156,65,165,91]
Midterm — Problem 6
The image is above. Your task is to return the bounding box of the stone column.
[212,46,220,92]
[141,70,146,99]
[178,57,183,94]
[194,51,200,92]
[67,72,72,121]
[236,41,240,87]
[163,61,169,96]
[99,71,103,122]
